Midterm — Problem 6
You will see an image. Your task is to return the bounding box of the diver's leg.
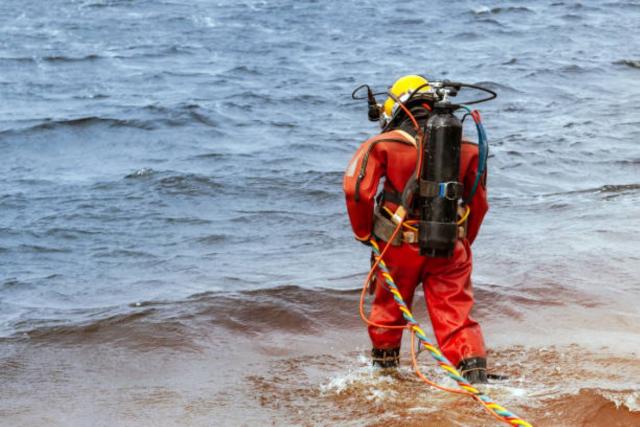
[368,242,421,367]
[423,240,487,382]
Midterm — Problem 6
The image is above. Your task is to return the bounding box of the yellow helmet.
[383,75,431,119]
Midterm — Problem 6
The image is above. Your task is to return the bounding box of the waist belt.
[373,208,418,246]
[373,206,469,246]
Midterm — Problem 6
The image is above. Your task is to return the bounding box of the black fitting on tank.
[418,103,463,258]
[367,86,381,122]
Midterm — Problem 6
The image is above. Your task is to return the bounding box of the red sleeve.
[343,138,386,242]
[462,147,489,245]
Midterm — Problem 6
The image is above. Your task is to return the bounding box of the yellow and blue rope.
[369,239,532,427]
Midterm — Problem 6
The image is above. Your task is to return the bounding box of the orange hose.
[386,91,425,183]
[360,221,526,426]
[394,98,419,132]
[393,100,424,181]
[409,330,467,395]
[358,218,406,330]
[410,331,514,426]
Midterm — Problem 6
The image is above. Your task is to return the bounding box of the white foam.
[624,391,640,412]
[473,6,491,15]
[320,364,395,395]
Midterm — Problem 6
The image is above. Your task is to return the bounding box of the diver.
[343,75,490,384]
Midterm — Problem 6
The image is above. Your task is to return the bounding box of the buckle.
[403,230,418,244]
[420,179,463,200]
[439,181,463,201]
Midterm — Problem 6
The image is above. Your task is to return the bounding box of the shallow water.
[1,0,639,425]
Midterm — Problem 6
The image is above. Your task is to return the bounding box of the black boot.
[371,347,400,368]
[457,357,488,384]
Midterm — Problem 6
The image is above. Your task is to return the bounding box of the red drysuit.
[343,129,488,367]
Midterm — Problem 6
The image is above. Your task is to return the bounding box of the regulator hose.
[461,105,489,203]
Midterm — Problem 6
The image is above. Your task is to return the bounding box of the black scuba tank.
[418,104,463,258]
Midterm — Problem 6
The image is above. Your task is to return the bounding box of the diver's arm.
[343,139,386,243]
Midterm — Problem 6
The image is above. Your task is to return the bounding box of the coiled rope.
[360,220,532,426]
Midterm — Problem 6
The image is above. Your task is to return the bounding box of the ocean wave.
[615,59,640,69]
[474,282,602,321]
[44,227,102,240]
[222,65,262,77]
[561,13,582,21]
[137,102,218,127]
[472,6,534,15]
[42,54,102,63]
[547,183,640,198]
[194,233,227,244]
[476,17,506,27]
[0,102,220,137]
[189,152,229,160]
[125,167,156,179]
[109,46,199,60]
[1,278,30,290]
[388,18,424,25]
[92,248,158,259]
[156,174,224,196]
[523,63,601,78]
[122,170,224,197]
[188,109,218,127]
[603,1,640,10]
[240,170,343,191]
[0,116,156,137]
[17,309,201,351]
[8,281,603,345]
[189,286,360,333]
[0,56,38,64]
[17,244,71,254]
[81,0,138,9]
[0,54,103,65]
[598,183,640,193]
[614,159,640,166]
[4,286,359,346]
[162,216,212,225]
[451,31,481,41]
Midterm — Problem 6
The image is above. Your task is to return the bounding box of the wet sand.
[1,287,638,426]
